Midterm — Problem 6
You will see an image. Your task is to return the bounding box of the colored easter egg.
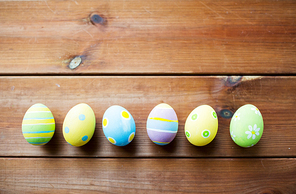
[185,105,218,146]
[63,103,96,147]
[230,104,264,148]
[146,103,178,145]
[102,105,136,146]
[22,103,55,146]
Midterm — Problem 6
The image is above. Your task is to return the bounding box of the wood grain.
[1,158,295,193]
[0,76,295,157]
[1,1,295,193]
[0,0,295,74]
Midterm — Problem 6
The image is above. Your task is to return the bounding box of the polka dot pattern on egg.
[202,129,210,138]
[79,114,85,121]
[212,111,217,119]
[82,135,88,141]
[121,110,130,120]
[128,132,135,142]
[185,105,218,146]
[191,113,198,121]
[185,130,191,138]
[108,137,116,144]
[102,105,136,146]
[63,103,96,147]
[103,118,108,128]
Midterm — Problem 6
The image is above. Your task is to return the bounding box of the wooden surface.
[1,158,296,193]
[1,0,296,193]
[0,0,296,74]
[1,76,296,158]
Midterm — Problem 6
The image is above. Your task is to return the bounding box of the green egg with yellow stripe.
[22,103,55,146]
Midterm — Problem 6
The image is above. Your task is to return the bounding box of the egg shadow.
[191,137,218,156]
[113,134,138,156]
[146,132,178,156]
[79,126,100,155]
[158,136,178,153]
[234,140,263,157]
[42,125,62,156]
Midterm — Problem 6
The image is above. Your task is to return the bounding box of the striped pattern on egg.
[22,103,55,146]
[146,103,178,145]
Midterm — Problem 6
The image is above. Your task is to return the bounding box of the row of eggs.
[22,103,264,148]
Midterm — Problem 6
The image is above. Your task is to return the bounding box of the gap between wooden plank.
[1,73,296,76]
[0,155,295,159]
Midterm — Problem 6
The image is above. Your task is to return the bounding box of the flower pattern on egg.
[251,107,261,116]
[234,113,240,121]
[246,144,255,148]
[230,131,236,141]
[245,124,260,139]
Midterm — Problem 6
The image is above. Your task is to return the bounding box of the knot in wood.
[225,76,243,87]
[219,109,233,119]
[69,56,82,70]
[90,14,104,24]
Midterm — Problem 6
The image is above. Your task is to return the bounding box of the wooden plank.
[0,76,295,157]
[0,158,295,193]
[0,0,295,74]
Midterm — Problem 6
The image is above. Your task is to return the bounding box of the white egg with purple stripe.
[102,105,136,146]
[146,103,178,145]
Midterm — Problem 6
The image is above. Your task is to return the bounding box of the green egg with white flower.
[230,104,264,148]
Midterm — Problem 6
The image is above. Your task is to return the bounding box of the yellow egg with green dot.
[185,105,218,146]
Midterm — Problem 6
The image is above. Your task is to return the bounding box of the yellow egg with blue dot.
[185,105,218,146]
[63,103,96,147]
[102,105,136,146]
[22,103,55,146]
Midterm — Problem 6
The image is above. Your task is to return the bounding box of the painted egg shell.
[185,105,218,146]
[146,103,178,145]
[63,103,96,147]
[230,104,263,148]
[22,103,55,146]
[102,105,136,146]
